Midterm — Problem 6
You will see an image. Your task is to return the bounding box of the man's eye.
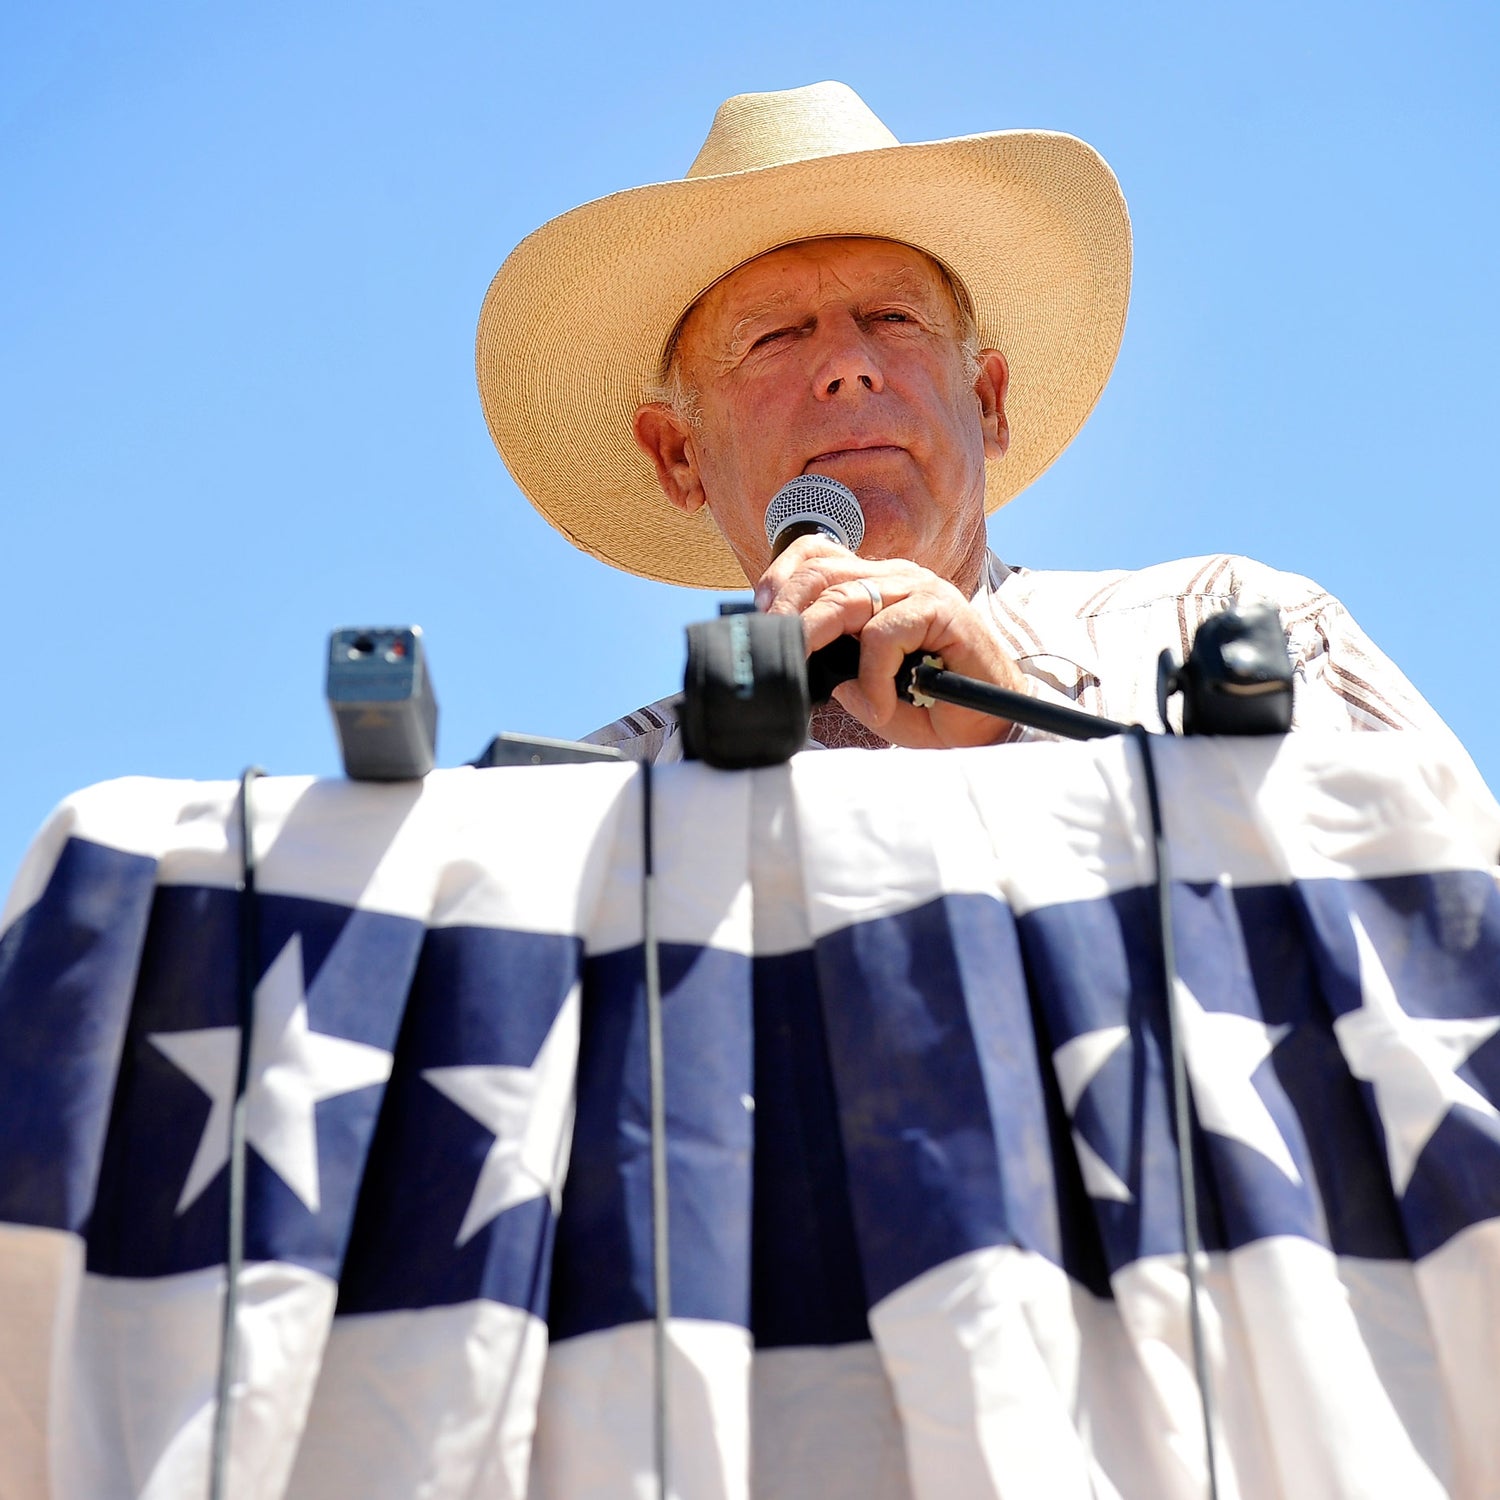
[875,310,913,323]
[752,328,790,349]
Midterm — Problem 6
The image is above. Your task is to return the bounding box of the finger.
[757,538,918,617]
[855,588,1028,745]
[754,534,856,611]
[796,574,920,652]
[856,577,1012,723]
[830,677,877,723]
[854,591,957,721]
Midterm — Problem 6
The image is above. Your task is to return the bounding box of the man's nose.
[811,319,885,399]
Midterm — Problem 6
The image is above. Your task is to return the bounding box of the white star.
[149,933,393,1214]
[1053,1025,1134,1202]
[1054,1026,1129,1114]
[1072,1131,1134,1204]
[1174,978,1299,1184]
[1053,989,1300,1201]
[422,985,579,1246]
[1335,913,1500,1195]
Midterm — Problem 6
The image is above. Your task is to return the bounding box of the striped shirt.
[583,551,1474,770]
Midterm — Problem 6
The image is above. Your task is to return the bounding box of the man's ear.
[633,404,707,515]
[974,350,1010,460]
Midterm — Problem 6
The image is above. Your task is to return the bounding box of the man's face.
[635,237,1008,589]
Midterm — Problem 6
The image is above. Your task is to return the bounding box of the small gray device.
[326,626,438,780]
[470,732,624,767]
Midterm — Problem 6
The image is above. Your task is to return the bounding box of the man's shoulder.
[1001,552,1333,619]
[581,695,683,763]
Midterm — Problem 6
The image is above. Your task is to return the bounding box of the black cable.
[903,656,1221,1493]
[899,654,1225,1492]
[210,766,263,1500]
[1129,727,1221,1500]
[820,638,1223,1493]
[641,759,671,1500]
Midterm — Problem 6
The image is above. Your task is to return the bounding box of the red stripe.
[989,599,1035,658]
[1200,555,1233,596]
[1328,662,1406,729]
[1077,573,1127,617]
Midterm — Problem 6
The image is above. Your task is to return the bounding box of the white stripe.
[871,1246,1150,1500]
[55,1263,335,1500]
[748,767,813,957]
[1,775,204,934]
[787,735,1500,937]
[0,1223,83,1499]
[1413,1220,1500,1499]
[6,764,645,935]
[531,1320,750,1500]
[1212,1239,1450,1498]
[262,764,635,932]
[751,1344,911,1500]
[17,737,1492,949]
[870,1240,1465,1500]
[286,1302,548,1500]
[590,763,757,955]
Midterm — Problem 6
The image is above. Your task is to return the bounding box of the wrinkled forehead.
[662,235,971,373]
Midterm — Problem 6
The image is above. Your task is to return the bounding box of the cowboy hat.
[476,81,1131,589]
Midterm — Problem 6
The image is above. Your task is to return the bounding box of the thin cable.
[210,766,263,1500]
[1130,728,1220,1500]
[641,759,671,1500]
[904,655,1220,1491]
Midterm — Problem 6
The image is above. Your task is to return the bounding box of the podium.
[2,735,1498,1499]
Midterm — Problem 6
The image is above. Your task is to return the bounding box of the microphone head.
[764,474,866,555]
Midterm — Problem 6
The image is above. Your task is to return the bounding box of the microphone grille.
[763,474,866,552]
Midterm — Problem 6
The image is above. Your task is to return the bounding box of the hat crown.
[687,81,900,180]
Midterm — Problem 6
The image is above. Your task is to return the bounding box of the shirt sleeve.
[1278,580,1495,801]
[1283,587,1447,734]
[581,698,686,764]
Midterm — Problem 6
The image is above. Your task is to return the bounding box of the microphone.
[764,474,865,557]
[761,475,874,702]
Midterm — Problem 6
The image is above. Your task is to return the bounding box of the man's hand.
[754,535,1028,749]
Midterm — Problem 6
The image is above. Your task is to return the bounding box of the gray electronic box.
[326,626,438,780]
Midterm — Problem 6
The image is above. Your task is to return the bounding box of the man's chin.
[842,488,929,561]
[849,493,988,590]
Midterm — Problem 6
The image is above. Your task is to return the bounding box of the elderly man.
[477,82,1464,765]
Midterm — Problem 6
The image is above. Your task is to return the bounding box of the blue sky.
[3,0,1496,882]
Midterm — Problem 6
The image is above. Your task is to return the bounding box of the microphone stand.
[910,658,1129,741]
[804,634,1131,742]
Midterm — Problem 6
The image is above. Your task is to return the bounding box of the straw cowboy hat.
[476,81,1131,589]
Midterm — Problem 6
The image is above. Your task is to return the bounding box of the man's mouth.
[805,444,904,468]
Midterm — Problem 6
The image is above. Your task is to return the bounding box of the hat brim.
[476,128,1131,589]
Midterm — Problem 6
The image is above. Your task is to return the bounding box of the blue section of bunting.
[751,947,872,1347]
[548,941,754,1339]
[85,885,422,1281]
[336,923,582,1318]
[4,831,1499,1347]
[0,838,159,1232]
[816,892,1068,1308]
[1297,871,1500,1259]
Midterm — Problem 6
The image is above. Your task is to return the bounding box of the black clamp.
[1157,602,1294,737]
